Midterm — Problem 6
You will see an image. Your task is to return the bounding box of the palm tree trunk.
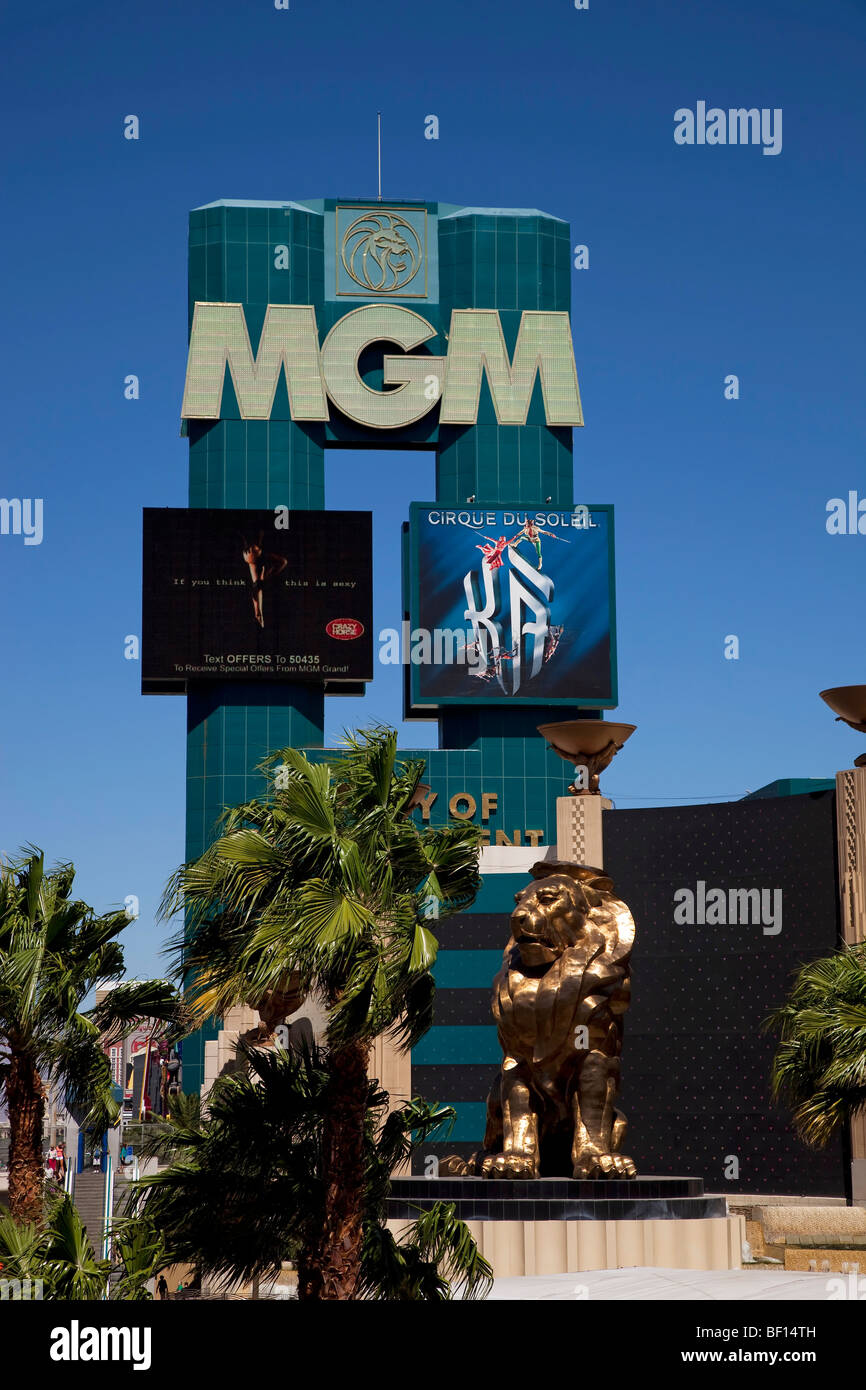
[303,1039,369,1300]
[296,1255,320,1301]
[7,1044,45,1224]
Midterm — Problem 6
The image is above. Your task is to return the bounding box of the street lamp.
[819,686,866,767]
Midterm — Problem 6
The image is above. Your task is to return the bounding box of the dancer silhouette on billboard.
[240,533,288,627]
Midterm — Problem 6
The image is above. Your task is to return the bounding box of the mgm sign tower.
[147,198,619,1121]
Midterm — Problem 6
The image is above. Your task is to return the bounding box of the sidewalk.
[485,1268,861,1300]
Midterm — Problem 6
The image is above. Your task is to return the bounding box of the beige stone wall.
[202,997,412,1138]
[370,1033,411,1111]
[758,1203,866,1245]
[201,999,330,1102]
[158,1262,196,1294]
[386,1214,745,1276]
[201,1004,259,1100]
[783,1248,864,1272]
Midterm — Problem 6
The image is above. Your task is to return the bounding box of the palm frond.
[766,943,866,1145]
[87,979,190,1047]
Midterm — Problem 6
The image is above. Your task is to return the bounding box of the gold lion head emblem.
[341,211,422,293]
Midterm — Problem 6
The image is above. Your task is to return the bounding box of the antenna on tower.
[377,112,382,201]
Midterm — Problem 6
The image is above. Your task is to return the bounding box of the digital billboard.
[142,508,372,692]
[406,502,616,709]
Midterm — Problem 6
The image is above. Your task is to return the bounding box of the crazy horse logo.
[340,211,423,294]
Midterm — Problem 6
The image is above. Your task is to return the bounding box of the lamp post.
[537,719,636,795]
[820,686,866,766]
[537,719,636,867]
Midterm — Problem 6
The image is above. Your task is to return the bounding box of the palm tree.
[0,1195,166,1300]
[358,1090,492,1300]
[162,727,481,1299]
[0,1196,106,1300]
[108,1212,168,1301]
[0,847,189,1224]
[765,942,866,1145]
[132,1042,492,1300]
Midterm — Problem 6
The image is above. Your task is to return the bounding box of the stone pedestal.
[387,1176,744,1274]
[555,795,611,867]
[836,767,866,946]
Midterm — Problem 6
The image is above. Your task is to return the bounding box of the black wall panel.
[417,792,847,1195]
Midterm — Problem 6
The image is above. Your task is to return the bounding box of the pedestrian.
[156,1275,168,1301]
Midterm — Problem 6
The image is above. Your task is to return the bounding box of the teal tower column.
[437,207,574,507]
[182,201,327,1094]
[178,197,598,1110]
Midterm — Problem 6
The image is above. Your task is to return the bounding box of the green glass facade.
[181,197,586,1101]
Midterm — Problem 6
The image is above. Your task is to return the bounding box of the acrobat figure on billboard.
[543,624,564,664]
[241,533,288,627]
[475,534,510,570]
[469,519,568,572]
[508,518,568,569]
[466,639,519,682]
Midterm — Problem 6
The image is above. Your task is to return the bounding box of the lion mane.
[493,861,634,1066]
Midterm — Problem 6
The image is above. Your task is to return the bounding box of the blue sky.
[1,0,864,979]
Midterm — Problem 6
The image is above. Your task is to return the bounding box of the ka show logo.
[462,529,562,696]
[181,304,583,430]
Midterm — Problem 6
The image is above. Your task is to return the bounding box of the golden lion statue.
[442,861,636,1180]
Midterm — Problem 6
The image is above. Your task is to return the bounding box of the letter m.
[440,310,583,426]
[0,499,22,535]
[181,303,328,421]
[101,1328,130,1360]
[433,628,464,664]
[729,109,760,144]
[728,888,761,924]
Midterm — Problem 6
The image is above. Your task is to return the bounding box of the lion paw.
[438,1155,473,1176]
[573,1152,636,1179]
[481,1153,539,1179]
